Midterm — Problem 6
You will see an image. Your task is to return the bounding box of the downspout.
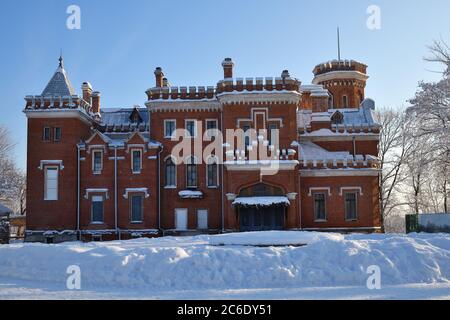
[220,110,225,233]
[76,144,81,240]
[352,136,356,157]
[297,143,302,230]
[114,146,119,240]
[158,145,164,234]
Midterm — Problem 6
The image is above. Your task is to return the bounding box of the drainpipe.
[220,110,225,233]
[352,136,356,157]
[297,143,302,231]
[158,145,164,234]
[76,144,81,240]
[114,146,119,240]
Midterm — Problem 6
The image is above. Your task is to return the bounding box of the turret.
[312,60,369,109]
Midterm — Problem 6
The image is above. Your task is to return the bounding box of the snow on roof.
[0,203,13,216]
[297,101,379,130]
[41,60,76,97]
[179,190,203,199]
[298,141,350,160]
[232,196,290,208]
[100,107,149,127]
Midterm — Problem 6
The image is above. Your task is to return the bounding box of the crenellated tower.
[312,60,368,109]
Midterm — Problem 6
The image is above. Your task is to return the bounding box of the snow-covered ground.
[0,231,449,300]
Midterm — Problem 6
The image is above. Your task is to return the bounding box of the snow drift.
[0,232,449,291]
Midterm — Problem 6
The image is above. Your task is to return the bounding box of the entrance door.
[175,209,188,230]
[239,207,285,232]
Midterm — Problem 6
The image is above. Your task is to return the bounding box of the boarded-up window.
[345,193,358,220]
[44,167,58,201]
[91,196,104,223]
[131,195,143,222]
[314,193,326,221]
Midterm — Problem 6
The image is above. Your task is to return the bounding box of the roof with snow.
[41,56,76,97]
[0,203,13,216]
[232,196,290,208]
[100,107,150,132]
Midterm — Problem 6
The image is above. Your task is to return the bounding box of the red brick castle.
[24,56,381,242]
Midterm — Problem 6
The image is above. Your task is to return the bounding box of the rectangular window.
[345,192,358,221]
[44,167,58,201]
[43,127,51,141]
[175,209,188,231]
[131,195,143,223]
[207,162,218,188]
[91,196,104,223]
[186,163,197,188]
[164,120,176,138]
[185,120,197,138]
[132,149,142,173]
[268,123,278,146]
[92,151,103,174]
[205,119,218,138]
[197,209,208,230]
[243,125,251,148]
[314,193,327,221]
[343,95,349,108]
[54,127,61,142]
[165,158,176,187]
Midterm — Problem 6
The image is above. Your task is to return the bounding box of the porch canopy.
[232,196,290,208]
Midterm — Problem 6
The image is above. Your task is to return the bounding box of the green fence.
[405,214,419,233]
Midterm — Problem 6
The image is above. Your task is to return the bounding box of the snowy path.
[0,231,449,300]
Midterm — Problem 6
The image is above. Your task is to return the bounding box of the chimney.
[222,58,234,79]
[82,82,93,103]
[281,70,290,79]
[91,91,101,115]
[154,67,164,87]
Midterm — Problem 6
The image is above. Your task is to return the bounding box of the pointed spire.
[337,27,341,62]
[41,55,76,96]
[59,50,64,69]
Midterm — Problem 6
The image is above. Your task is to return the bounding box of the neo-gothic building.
[24,56,381,243]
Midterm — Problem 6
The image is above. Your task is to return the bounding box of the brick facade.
[24,56,381,243]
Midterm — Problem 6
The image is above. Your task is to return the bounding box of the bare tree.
[375,108,412,231]
[425,38,450,75]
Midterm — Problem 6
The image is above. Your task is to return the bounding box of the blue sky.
[0,0,449,170]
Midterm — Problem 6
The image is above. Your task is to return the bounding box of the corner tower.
[23,56,97,242]
[312,60,369,109]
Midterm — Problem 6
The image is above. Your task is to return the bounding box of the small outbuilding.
[0,203,13,244]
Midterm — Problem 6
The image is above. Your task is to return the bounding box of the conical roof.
[41,56,76,97]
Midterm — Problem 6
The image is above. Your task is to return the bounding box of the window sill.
[345,219,358,222]
[90,222,105,225]
[164,186,177,189]
[44,199,58,202]
[207,186,219,189]
[314,219,328,223]
[93,172,102,175]
[130,221,144,224]
[132,171,142,175]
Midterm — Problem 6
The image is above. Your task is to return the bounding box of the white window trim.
[84,188,109,200]
[131,148,143,174]
[164,119,176,139]
[38,160,64,171]
[206,156,219,188]
[44,166,59,201]
[185,119,198,138]
[164,155,177,188]
[339,187,363,196]
[92,150,103,174]
[308,187,331,197]
[123,188,149,199]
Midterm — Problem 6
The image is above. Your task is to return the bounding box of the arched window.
[186,156,198,188]
[164,157,176,187]
[328,94,334,109]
